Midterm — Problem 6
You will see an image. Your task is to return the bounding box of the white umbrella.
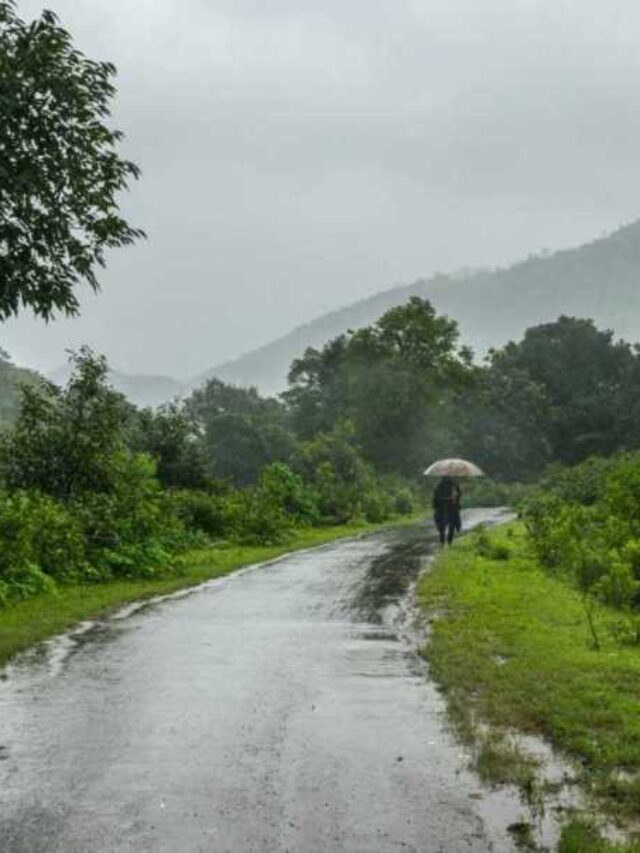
[423,458,485,478]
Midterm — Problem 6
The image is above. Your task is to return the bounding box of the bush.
[362,488,393,523]
[257,463,318,525]
[170,490,227,539]
[540,455,622,506]
[292,429,373,524]
[74,453,196,578]
[224,488,291,546]
[392,488,415,516]
[0,563,56,603]
[0,490,86,585]
[473,527,511,561]
[523,453,640,617]
[463,478,530,508]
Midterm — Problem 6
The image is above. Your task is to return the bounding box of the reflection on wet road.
[0,510,514,852]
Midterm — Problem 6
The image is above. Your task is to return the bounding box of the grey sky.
[5,0,640,378]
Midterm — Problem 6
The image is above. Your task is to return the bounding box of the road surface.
[0,510,517,852]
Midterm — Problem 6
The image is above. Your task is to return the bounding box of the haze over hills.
[37,219,640,404]
[48,364,186,409]
[201,220,640,395]
[0,353,41,428]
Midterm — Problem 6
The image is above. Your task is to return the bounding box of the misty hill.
[48,365,185,409]
[0,353,42,428]
[201,220,640,395]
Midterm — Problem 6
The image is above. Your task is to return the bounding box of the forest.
[2,293,640,608]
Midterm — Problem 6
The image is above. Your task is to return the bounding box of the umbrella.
[423,458,485,478]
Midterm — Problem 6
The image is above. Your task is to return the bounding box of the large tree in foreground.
[0,1,143,319]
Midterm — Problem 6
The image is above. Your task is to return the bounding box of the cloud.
[5,0,640,377]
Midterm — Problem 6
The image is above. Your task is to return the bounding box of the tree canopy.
[0,1,143,319]
[186,378,295,486]
[285,297,473,476]
[490,317,640,465]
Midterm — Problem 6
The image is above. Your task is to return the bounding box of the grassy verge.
[418,522,640,848]
[0,515,420,670]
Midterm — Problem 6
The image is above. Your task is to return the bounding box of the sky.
[5,0,640,379]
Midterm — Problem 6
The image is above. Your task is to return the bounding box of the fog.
[5,0,640,378]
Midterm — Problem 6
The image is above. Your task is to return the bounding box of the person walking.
[432,476,462,546]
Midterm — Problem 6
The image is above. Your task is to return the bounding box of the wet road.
[0,510,514,852]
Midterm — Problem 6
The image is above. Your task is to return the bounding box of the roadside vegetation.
[419,453,640,848]
[0,348,424,611]
[0,516,419,669]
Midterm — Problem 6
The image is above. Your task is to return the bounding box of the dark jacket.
[433,478,462,530]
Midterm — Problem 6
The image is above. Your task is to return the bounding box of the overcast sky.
[5,0,640,378]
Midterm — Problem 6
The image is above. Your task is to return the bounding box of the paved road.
[0,510,515,852]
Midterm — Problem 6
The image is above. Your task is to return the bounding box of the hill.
[48,365,185,409]
[0,351,42,428]
[199,220,640,394]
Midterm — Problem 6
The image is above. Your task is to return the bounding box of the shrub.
[472,528,511,560]
[170,490,227,539]
[362,488,393,523]
[75,453,193,578]
[523,453,640,620]
[0,490,86,585]
[392,488,415,516]
[463,478,530,508]
[540,455,622,506]
[225,488,291,545]
[257,463,318,525]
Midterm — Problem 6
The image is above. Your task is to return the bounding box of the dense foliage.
[523,454,640,643]
[5,294,640,606]
[0,1,143,319]
[0,347,40,428]
[285,297,473,477]
[0,348,420,606]
[186,379,295,485]
[281,304,640,484]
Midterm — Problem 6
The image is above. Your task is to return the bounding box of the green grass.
[558,819,640,852]
[0,515,419,669]
[418,522,640,833]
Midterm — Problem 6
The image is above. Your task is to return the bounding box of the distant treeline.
[282,297,640,482]
[2,296,639,605]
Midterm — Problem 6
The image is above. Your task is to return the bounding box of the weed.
[558,818,640,852]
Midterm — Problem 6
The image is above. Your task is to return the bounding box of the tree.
[0,345,42,427]
[450,364,553,481]
[0,2,143,319]
[491,317,640,464]
[133,403,211,490]
[186,379,295,485]
[0,347,134,499]
[290,423,375,523]
[285,297,473,476]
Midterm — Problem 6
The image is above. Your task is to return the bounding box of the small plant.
[473,528,511,561]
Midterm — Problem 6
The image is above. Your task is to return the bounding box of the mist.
[5,0,640,378]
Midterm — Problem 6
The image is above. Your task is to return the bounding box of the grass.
[0,515,419,669]
[558,819,640,852]
[418,521,640,843]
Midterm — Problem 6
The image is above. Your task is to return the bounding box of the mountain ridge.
[48,364,186,409]
[42,219,640,403]
[201,219,640,394]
